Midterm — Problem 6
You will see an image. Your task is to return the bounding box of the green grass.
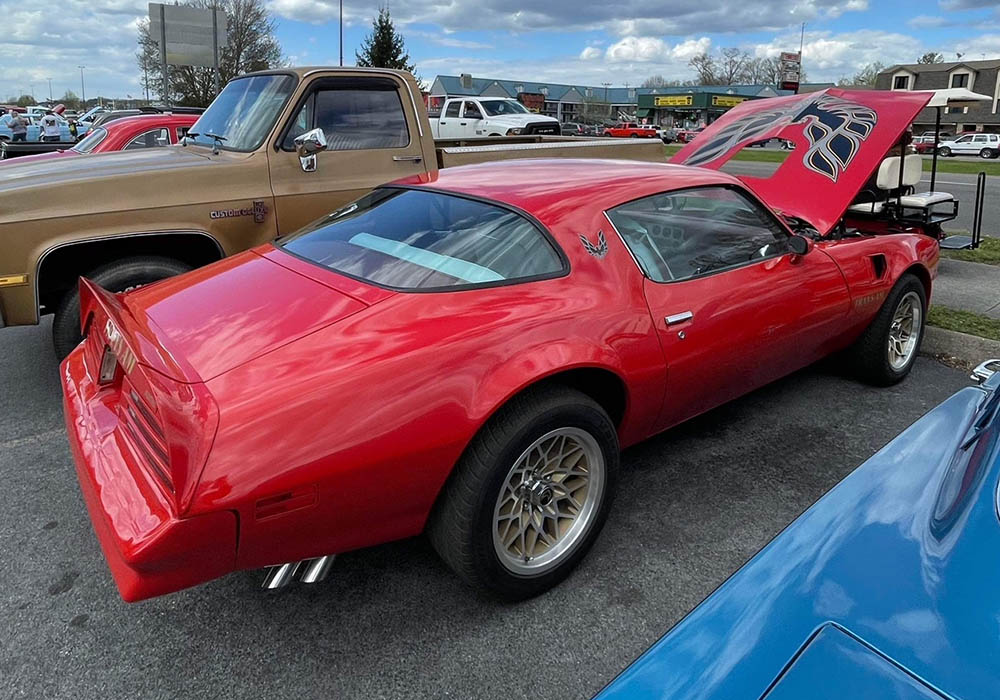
[939,236,1000,265]
[928,305,1000,341]
[663,142,1000,175]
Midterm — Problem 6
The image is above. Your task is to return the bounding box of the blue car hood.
[597,381,1000,700]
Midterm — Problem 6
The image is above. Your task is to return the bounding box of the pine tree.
[355,8,416,75]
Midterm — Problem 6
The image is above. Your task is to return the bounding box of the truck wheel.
[52,256,192,359]
[428,385,618,600]
[849,273,926,386]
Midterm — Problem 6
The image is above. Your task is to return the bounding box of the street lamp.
[47,78,52,102]
[78,66,86,106]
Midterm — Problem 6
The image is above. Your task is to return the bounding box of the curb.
[921,325,1000,370]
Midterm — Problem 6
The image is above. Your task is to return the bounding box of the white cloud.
[579,46,602,60]
[907,14,950,28]
[605,36,711,64]
[752,29,923,82]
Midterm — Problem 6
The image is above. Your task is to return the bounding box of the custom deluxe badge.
[211,200,268,223]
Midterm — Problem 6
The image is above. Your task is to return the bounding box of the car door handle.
[460,122,467,125]
[665,311,693,326]
[392,155,423,163]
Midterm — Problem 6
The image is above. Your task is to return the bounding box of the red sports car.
[2,113,197,164]
[62,89,946,602]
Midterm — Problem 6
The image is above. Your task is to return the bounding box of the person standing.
[8,110,28,142]
[39,111,61,142]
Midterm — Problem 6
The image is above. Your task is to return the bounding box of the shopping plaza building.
[429,74,833,126]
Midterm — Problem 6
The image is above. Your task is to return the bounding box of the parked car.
[597,361,1000,700]
[1,113,198,163]
[601,122,659,138]
[429,96,561,138]
[562,122,595,136]
[0,68,666,359]
[937,132,1000,158]
[62,89,945,604]
[675,126,705,143]
[88,105,204,129]
[0,112,72,142]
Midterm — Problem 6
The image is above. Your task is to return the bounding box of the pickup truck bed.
[1,141,77,159]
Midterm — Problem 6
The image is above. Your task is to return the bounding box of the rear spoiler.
[78,278,219,514]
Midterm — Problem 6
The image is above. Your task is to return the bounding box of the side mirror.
[294,128,327,172]
[788,234,811,256]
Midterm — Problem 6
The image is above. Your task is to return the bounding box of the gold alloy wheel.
[492,427,604,576]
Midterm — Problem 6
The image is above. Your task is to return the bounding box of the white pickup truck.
[429,96,561,138]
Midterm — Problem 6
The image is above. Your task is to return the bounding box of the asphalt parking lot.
[1,319,969,699]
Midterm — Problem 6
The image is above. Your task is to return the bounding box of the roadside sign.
[149,3,228,68]
[779,51,801,92]
[654,95,693,107]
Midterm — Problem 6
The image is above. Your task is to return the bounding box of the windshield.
[480,100,529,117]
[280,188,565,290]
[72,127,108,153]
[187,74,296,152]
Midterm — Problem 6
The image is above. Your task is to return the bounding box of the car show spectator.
[38,111,61,142]
[7,110,28,141]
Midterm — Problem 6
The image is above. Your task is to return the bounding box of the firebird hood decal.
[670,88,932,235]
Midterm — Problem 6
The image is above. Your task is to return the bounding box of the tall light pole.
[47,78,52,101]
[339,0,343,67]
[78,66,86,106]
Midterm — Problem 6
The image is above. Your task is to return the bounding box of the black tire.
[980,148,994,159]
[428,385,619,600]
[849,273,926,386]
[938,146,951,157]
[52,256,193,359]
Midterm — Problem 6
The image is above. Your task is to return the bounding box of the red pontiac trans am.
[62,89,942,602]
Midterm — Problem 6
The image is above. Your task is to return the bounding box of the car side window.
[282,79,410,151]
[463,101,482,119]
[444,101,461,118]
[607,187,791,283]
[124,128,170,150]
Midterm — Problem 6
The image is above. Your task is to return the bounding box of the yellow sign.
[712,95,747,108]
[654,95,693,107]
[0,274,28,288]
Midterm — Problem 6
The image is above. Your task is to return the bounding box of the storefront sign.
[779,51,801,92]
[654,95,693,107]
[711,95,746,108]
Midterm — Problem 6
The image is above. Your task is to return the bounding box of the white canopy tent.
[914,88,994,190]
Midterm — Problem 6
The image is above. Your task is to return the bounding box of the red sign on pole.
[779,51,801,92]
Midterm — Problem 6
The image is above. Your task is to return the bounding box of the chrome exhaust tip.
[299,555,336,584]
[261,555,337,589]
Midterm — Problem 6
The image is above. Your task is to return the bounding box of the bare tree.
[917,52,944,64]
[642,74,683,88]
[717,48,751,85]
[137,0,282,106]
[742,56,783,85]
[845,61,886,87]
[688,52,719,85]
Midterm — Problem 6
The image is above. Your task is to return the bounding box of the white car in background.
[937,132,1000,159]
[430,97,561,138]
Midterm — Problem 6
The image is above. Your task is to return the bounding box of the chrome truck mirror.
[294,128,327,172]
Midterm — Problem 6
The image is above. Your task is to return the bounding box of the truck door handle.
[665,311,693,326]
[393,155,423,162]
[460,122,467,125]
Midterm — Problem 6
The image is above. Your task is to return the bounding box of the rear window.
[280,189,566,290]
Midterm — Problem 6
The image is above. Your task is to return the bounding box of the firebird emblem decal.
[579,231,608,259]
[681,94,878,182]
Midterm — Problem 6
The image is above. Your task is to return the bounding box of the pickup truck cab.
[429,96,560,138]
[602,122,659,138]
[0,67,665,357]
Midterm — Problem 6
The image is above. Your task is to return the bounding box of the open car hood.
[669,88,932,235]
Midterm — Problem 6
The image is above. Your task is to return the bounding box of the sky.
[1,0,999,100]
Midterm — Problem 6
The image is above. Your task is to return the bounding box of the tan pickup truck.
[0,67,665,357]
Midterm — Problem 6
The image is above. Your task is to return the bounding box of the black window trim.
[603,183,796,285]
[274,184,571,294]
[274,74,412,153]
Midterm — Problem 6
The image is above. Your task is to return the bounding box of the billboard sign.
[149,3,228,68]
[711,95,747,108]
[779,51,801,92]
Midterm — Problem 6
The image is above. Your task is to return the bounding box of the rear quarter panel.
[197,205,665,569]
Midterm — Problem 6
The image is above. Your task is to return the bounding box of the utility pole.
[212,4,220,96]
[339,0,343,66]
[78,66,86,105]
[158,3,169,104]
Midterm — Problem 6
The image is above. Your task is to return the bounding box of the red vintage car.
[2,113,197,164]
[62,89,946,603]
